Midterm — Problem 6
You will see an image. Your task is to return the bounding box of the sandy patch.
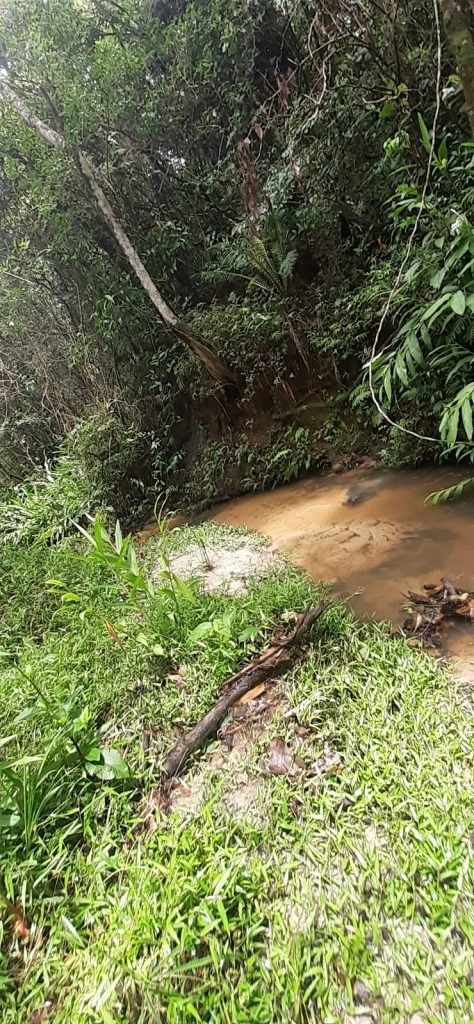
[167,541,279,596]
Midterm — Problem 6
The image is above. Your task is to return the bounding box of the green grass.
[1,523,474,1022]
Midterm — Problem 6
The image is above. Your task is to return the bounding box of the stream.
[209,465,474,678]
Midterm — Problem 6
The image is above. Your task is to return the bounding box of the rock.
[353,979,371,1004]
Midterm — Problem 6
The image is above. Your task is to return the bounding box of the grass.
[0,522,473,1022]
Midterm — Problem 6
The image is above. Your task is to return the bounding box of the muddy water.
[210,466,474,670]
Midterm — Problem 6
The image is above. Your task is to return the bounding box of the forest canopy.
[0,0,473,525]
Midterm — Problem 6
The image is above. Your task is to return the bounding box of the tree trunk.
[0,80,236,383]
[439,0,474,135]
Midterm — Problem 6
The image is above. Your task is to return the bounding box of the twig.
[162,604,326,777]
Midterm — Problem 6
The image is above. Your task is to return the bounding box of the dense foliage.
[1,6,474,1016]
[0,0,473,519]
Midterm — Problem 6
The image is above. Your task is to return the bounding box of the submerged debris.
[402,577,474,647]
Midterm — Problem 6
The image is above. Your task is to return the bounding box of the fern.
[201,212,297,296]
[279,250,298,285]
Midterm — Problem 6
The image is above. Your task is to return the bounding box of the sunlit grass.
[1,524,474,1022]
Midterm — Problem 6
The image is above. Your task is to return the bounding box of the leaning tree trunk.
[439,0,474,135]
[0,80,235,384]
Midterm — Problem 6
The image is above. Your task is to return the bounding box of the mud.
[209,466,474,667]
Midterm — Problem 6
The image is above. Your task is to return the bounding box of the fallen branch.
[162,603,325,777]
[402,577,474,645]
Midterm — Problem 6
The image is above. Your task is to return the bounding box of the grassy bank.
[1,523,473,1023]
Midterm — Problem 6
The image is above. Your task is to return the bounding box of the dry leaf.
[253,122,263,141]
[268,737,298,776]
[105,621,121,646]
[10,904,30,941]
[456,605,474,619]
[30,1010,50,1024]
[235,682,267,706]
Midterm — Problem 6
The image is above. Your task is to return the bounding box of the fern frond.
[246,236,281,292]
[279,250,298,285]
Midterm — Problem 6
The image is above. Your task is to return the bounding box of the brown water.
[210,466,474,672]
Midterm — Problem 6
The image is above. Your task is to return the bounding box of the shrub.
[0,410,146,545]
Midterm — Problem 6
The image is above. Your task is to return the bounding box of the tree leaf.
[450,290,466,315]
[462,399,473,440]
[421,292,451,322]
[406,331,423,365]
[395,350,408,386]
[445,407,460,446]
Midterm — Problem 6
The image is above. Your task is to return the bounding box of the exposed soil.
[166,539,280,596]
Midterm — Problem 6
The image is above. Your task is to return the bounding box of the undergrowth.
[0,522,473,1022]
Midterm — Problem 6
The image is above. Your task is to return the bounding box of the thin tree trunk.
[0,79,236,383]
[439,0,474,135]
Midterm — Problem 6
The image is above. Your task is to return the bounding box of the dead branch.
[162,603,326,777]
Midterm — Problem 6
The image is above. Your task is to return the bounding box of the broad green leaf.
[100,747,129,777]
[0,811,21,828]
[114,520,123,553]
[466,294,474,311]
[437,136,448,163]
[405,261,420,284]
[450,290,466,315]
[395,350,409,386]
[429,267,446,290]
[406,332,423,365]
[84,746,101,763]
[13,706,40,725]
[417,112,431,155]
[189,620,214,642]
[383,368,392,404]
[379,99,396,120]
[421,292,451,323]
[405,349,415,377]
[127,546,139,575]
[462,399,473,440]
[172,573,195,602]
[93,516,106,552]
[420,324,432,350]
[446,407,460,445]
